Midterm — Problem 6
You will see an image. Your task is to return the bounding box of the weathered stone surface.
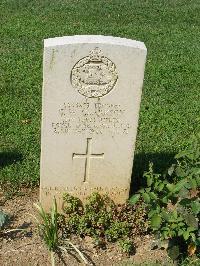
[40,35,147,210]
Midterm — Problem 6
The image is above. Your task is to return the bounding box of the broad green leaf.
[148,209,158,218]
[150,214,162,229]
[189,178,197,189]
[171,223,177,229]
[178,187,189,198]
[162,230,169,239]
[190,233,196,242]
[166,184,174,192]
[161,226,169,231]
[142,192,151,203]
[191,201,200,215]
[157,183,164,192]
[187,226,197,232]
[154,181,159,190]
[129,194,140,205]
[177,216,184,222]
[184,182,192,189]
[162,196,168,204]
[147,176,153,187]
[149,192,158,200]
[161,210,170,221]
[172,210,178,219]
[183,231,189,240]
[175,167,187,177]
[173,179,188,193]
[184,214,198,229]
[171,230,176,237]
[178,229,183,236]
[138,188,145,193]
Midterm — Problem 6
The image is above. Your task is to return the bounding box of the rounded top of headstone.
[44,35,147,52]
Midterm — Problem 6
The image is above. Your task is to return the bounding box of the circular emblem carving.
[71,48,118,98]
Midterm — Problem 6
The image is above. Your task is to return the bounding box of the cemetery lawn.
[1,0,200,187]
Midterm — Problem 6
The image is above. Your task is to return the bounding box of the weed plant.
[130,134,200,261]
[0,210,9,230]
[34,199,88,266]
[60,192,148,254]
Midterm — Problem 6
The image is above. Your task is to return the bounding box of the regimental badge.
[71,48,118,98]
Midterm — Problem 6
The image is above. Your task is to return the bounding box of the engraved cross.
[73,138,104,183]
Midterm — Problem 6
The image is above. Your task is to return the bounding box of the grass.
[1,0,200,186]
[33,198,89,265]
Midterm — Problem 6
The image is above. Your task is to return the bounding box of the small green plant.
[105,221,130,242]
[0,210,9,230]
[34,199,88,266]
[61,192,147,254]
[62,193,83,214]
[0,210,26,235]
[118,238,134,254]
[129,134,200,260]
[34,199,59,265]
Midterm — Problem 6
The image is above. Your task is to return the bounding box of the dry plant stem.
[59,243,89,265]
[51,251,55,266]
[4,228,26,234]
[68,241,89,265]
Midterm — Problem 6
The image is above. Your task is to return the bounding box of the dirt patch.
[0,188,169,266]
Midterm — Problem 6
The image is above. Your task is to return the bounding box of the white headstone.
[40,35,147,210]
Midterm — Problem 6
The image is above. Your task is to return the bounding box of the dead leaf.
[187,243,196,256]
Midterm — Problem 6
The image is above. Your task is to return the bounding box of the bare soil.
[0,188,169,266]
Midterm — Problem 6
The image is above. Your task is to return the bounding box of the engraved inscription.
[41,186,128,196]
[73,138,104,182]
[41,186,129,210]
[71,48,118,98]
[52,102,131,136]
